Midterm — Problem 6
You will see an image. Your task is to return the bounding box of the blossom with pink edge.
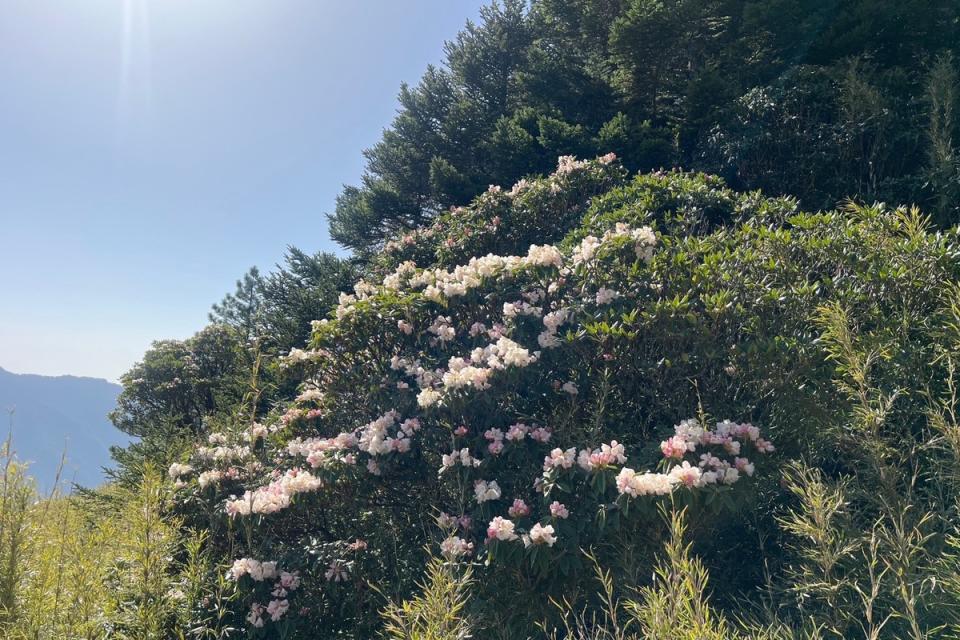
[508,499,531,518]
[267,599,289,622]
[486,516,519,541]
[440,536,475,559]
[669,461,704,488]
[549,501,569,519]
[529,427,552,443]
[505,423,529,441]
[660,435,693,459]
[524,523,557,547]
[543,447,576,471]
[577,441,627,471]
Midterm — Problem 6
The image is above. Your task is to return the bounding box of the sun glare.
[117,0,152,142]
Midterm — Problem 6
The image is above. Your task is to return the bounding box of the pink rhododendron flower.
[549,501,569,519]
[529,427,552,443]
[508,499,531,518]
[577,441,626,471]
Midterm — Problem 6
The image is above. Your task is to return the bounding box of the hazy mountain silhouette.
[0,366,126,488]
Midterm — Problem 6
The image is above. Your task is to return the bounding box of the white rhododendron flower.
[474,479,502,503]
[168,463,193,479]
[595,287,620,305]
[524,523,557,547]
[440,536,474,559]
[615,468,676,497]
[417,388,442,407]
[486,516,519,541]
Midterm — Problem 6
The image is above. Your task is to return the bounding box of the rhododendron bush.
[165,157,960,638]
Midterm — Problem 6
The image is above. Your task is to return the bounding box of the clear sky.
[0,0,484,382]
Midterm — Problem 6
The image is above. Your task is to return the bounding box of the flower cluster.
[232,559,302,627]
[538,308,570,348]
[576,440,627,471]
[486,516,518,541]
[229,558,278,582]
[283,347,328,367]
[616,419,772,497]
[225,468,323,517]
[572,222,657,266]
[195,442,251,464]
[474,479,502,503]
[427,315,456,344]
[440,536,475,559]
[168,462,193,479]
[286,411,420,471]
[523,523,557,547]
[420,336,540,407]
[440,447,482,473]
[507,498,530,518]
[466,423,773,552]
[615,468,678,497]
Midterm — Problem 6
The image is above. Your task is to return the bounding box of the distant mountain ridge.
[0,366,126,488]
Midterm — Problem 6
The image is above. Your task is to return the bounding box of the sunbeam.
[117,0,152,147]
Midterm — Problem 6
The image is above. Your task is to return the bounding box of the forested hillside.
[0,367,123,487]
[3,2,960,638]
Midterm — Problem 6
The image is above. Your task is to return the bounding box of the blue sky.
[0,0,484,381]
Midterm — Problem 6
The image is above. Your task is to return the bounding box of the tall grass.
[0,427,203,639]
[380,556,475,640]
[533,505,754,640]
[0,426,34,629]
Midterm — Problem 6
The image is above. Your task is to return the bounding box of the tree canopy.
[329,0,960,254]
